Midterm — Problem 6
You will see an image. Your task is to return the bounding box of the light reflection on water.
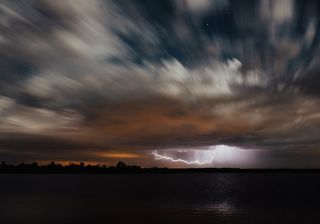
[192,201,237,216]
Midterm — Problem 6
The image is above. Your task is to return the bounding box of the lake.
[1,173,320,223]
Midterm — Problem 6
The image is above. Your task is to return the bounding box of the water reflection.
[193,201,237,216]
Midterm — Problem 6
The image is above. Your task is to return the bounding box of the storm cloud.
[0,0,320,167]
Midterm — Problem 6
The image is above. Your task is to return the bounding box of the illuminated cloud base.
[152,145,255,166]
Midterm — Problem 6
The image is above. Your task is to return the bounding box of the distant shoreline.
[1,161,320,174]
[2,170,320,174]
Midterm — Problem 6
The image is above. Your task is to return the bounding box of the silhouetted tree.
[49,161,56,167]
[116,161,127,169]
[0,160,183,174]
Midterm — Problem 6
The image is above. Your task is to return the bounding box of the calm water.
[1,173,320,224]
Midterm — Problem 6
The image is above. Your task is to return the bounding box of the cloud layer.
[0,0,320,167]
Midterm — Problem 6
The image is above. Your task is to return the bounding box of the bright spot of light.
[152,145,250,166]
[152,151,213,165]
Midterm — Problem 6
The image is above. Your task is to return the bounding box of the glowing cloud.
[152,145,252,166]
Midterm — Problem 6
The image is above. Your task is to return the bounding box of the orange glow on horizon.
[100,152,141,159]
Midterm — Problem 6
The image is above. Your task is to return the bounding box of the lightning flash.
[152,145,253,166]
[152,151,215,165]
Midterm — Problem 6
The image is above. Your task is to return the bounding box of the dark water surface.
[1,173,320,224]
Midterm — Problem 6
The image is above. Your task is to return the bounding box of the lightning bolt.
[152,150,216,165]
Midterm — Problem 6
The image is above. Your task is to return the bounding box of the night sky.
[0,0,320,168]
